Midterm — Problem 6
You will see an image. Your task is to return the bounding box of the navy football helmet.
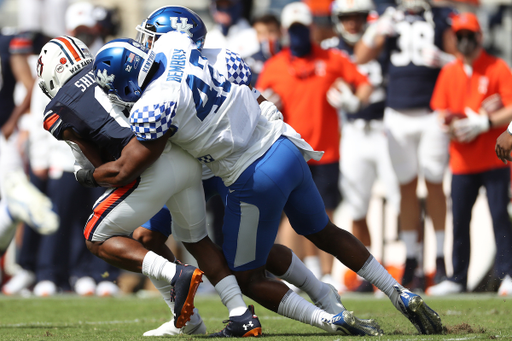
[135,6,207,50]
[93,38,155,107]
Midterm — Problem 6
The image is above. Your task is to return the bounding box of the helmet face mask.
[93,38,153,107]
[135,5,207,50]
[331,0,373,44]
[135,23,157,49]
[36,36,93,99]
[398,0,431,13]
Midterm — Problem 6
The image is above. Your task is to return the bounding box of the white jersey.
[130,32,322,186]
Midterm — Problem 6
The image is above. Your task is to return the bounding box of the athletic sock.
[214,275,247,317]
[149,277,174,310]
[276,251,326,303]
[357,255,400,298]
[277,290,332,331]
[141,251,177,283]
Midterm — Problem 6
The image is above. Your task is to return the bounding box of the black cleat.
[209,305,262,337]
[170,263,204,328]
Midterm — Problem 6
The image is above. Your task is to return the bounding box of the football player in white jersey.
[89,27,443,335]
[131,6,384,337]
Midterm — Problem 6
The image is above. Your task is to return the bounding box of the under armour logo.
[243,321,254,331]
[170,17,193,38]
[96,69,115,91]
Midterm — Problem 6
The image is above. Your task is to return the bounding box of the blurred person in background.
[429,12,512,296]
[2,2,121,297]
[355,0,458,291]
[257,1,372,291]
[17,0,68,37]
[204,0,260,58]
[244,13,282,87]
[323,0,400,292]
[0,30,59,295]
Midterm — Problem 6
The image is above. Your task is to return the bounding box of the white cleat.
[74,276,96,296]
[33,280,57,297]
[498,275,512,296]
[95,281,120,297]
[2,269,36,295]
[4,170,59,235]
[426,280,464,296]
[314,283,346,314]
[143,308,206,336]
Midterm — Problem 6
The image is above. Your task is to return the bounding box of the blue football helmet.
[135,6,207,50]
[93,38,155,107]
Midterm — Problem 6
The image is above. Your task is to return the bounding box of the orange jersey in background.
[256,44,369,165]
[430,50,512,174]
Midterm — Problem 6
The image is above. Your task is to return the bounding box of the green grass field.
[0,292,510,340]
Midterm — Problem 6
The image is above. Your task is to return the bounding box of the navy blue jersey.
[333,38,387,121]
[0,30,49,127]
[385,7,454,110]
[0,29,16,127]
[43,64,134,160]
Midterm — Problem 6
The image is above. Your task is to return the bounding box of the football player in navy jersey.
[37,35,206,334]
[355,0,457,291]
[324,0,400,293]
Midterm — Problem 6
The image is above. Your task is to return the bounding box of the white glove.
[377,7,399,37]
[327,80,361,113]
[452,107,490,142]
[260,100,283,121]
[422,44,456,68]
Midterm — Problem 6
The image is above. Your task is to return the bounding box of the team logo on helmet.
[170,17,194,37]
[95,69,115,91]
[36,56,44,77]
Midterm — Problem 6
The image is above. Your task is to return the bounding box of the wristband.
[251,87,261,100]
[507,121,512,135]
[76,168,99,188]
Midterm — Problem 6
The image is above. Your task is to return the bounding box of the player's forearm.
[93,134,170,187]
[93,160,137,187]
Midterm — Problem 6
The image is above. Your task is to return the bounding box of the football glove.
[260,100,283,121]
[452,107,490,142]
[422,44,456,68]
[327,80,361,113]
